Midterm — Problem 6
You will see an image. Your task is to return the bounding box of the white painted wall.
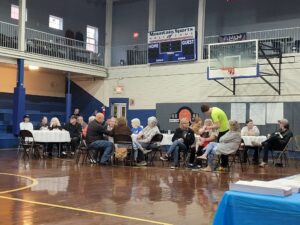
[73,54,300,110]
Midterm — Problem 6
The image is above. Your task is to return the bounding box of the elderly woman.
[131,118,143,134]
[49,117,62,130]
[198,120,241,172]
[77,116,87,129]
[241,119,260,163]
[132,116,160,166]
[160,118,195,169]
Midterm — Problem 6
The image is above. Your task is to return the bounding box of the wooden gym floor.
[0,150,299,225]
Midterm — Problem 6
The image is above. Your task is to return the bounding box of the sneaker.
[89,158,96,164]
[136,161,147,166]
[187,163,194,168]
[62,151,67,155]
[259,162,267,167]
[141,148,152,155]
[160,156,169,161]
[170,165,179,169]
[215,166,227,172]
[197,155,207,160]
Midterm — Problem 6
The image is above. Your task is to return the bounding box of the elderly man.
[259,118,293,167]
[86,113,114,165]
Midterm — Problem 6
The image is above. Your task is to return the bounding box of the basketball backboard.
[207,39,259,80]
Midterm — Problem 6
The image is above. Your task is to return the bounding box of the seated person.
[241,119,260,164]
[49,117,62,130]
[77,116,87,129]
[82,116,95,139]
[106,117,117,131]
[19,114,33,131]
[110,117,132,137]
[73,108,80,118]
[189,119,218,168]
[190,116,202,135]
[131,118,143,134]
[64,115,82,155]
[132,116,160,166]
[198,120,241,172]
[37,116,49,130]
[160,118,195,169]
[259,118,293,167]
[86,113,114,165]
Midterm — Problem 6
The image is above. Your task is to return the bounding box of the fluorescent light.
[28,65,39,70]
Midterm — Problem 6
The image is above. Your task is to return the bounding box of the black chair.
[145,133,163,166]
[113,134,134,166]
[75,138,95,164]
[271,138,292,167]
[18,130,41,160]
[227,142,245,172]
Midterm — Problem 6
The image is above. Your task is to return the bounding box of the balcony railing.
[0,21,104,66]
[0,21,18,49]
[1,19,300,67]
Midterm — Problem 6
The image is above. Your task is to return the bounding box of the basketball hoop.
[221,67,236,84]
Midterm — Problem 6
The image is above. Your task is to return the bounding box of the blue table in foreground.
[213,191,300,225]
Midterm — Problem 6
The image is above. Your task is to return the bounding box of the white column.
[148,0,156,32]
[197,0,206,61]
[105,0,113,67]
[18,0,26,52]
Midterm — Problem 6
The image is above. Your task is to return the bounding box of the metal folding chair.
[113,134,134,166]
[18,130,41,160]
[145,133,163,166]
[271,138,292,167]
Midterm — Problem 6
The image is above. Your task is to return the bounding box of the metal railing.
[111,43,148,66]
[203,27,300,59]
[0,21,18,49]
[26,28,104,65]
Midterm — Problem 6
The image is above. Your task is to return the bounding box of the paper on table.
[266,103,283,124]
[266,179,300,193]
[230,180,292,196]
[231,103,246,123]
[249,103,266,125]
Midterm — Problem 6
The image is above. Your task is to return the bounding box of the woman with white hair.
[131,118,143,134]
[49,117,62,130]
[82,116,95,138]
[132,116,160,166]
[160,118,195,169]
[198,120,241,172]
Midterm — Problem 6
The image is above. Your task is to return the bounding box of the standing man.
[201,104,230,170]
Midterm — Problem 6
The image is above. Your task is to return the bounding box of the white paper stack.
[267,176,300,193]
[230,180,293,196]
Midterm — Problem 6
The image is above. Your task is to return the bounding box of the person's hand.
[178,138,184,142]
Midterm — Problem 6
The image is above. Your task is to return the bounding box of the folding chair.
[228,142,245,172]
[113,134,134,166]
[18,130,41,160]
[75,138,95,164]
[145,133,163,166]
[271,138,292,167]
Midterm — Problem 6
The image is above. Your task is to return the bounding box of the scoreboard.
[148,27,197,64]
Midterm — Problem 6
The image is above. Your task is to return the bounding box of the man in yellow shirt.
[201,104,230,169]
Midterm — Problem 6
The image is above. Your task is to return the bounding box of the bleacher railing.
[111,43,148,66]
[0,21,18,49]
[0,21,104,66]
[26,28,104,65]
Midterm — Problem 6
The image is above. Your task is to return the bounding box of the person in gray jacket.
[198,120,241,172]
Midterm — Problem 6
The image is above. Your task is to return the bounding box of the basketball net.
[221,67,236,86]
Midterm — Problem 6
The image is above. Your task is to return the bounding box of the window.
[11,4,27,21]
[86,25,98,53]
[49,15,63,30]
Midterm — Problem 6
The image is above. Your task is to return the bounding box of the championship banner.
[218,32,247,43]
[148,27,195,43]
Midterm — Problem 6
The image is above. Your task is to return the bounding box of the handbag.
[115,147,128,160]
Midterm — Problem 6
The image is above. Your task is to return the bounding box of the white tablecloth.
[242,136,267,146]
[160,134,200,146]
[32,130,71,143]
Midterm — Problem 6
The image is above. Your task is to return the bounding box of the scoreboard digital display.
[148,27,197,64]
